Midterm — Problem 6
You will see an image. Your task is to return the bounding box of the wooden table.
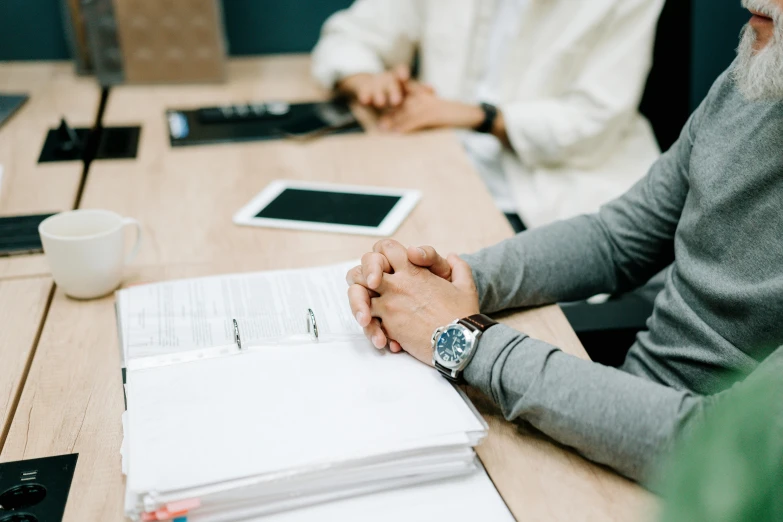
[0,56,657,521]
[0,61,101,279]
[0,61,99,462]
[0,277,53,448]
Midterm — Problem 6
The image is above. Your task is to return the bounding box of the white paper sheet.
[125,341,486,496]
[156,450,478,521]
[117,261,362,360]
[121,410,128,475]
[216,468,516,522]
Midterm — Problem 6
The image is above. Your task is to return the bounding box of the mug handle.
[122,217,143,264]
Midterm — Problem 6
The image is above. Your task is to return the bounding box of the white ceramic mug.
[38,209,142,299]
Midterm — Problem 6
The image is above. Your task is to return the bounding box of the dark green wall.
[691,0,748,108]
[0,0,351,60]
[0,0,752,110]
[0,0,70,60]
[222,0,353,55]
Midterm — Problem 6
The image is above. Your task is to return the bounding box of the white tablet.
[233,180,421,236]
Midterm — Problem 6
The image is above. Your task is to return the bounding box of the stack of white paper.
[189,465,515,522]
[117,263,506,521]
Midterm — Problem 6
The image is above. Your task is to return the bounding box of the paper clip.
[233,318,242,351]
[306,308,319,342]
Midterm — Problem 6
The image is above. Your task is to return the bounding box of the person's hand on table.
[338,65,412,109]
[377,86,485,133]
[347,242,453,352]
[346,240,479,365]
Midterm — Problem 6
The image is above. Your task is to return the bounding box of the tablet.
[233,181,421,236]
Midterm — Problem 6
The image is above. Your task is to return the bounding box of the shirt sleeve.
[311,0,422,89]
[463,85,707,312]
[501,0,664,168]
[464,325,783,485]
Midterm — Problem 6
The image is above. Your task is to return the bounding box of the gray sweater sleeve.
[462,102,703,312]
[460,87,735,483]
[464,327,783,485]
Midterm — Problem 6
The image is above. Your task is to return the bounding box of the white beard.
[733,7,783,100]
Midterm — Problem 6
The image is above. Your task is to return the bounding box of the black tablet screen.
[256,189,402,228]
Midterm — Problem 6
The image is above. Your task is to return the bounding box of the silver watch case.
[431,319,482,376]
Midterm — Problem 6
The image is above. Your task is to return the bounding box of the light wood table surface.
[0,277,53,449]
[0,61,101,279]
[0,56,657,521]
[0,63,97,478]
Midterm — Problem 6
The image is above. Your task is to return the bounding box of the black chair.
[640,0,693,152]
[560,288,660,368]
[563,0,692,367]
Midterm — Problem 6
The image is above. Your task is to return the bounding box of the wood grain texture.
[2,56,657,521]
[0,256,51,280]
[0,277,52,449]
[0,287,126,521]
[0,62,100,279]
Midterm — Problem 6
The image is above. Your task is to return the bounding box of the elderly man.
[312,0,663,230]
[346,0,783,483]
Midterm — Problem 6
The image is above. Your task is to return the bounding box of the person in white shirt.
[312,0,664,229]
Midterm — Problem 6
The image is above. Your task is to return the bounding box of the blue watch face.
[436,326,469,365]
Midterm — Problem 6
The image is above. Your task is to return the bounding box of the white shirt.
[313,0,663,228]
[461,0,528,213]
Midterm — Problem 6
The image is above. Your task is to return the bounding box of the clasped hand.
[338,65,485,133]
[345,240,480,365]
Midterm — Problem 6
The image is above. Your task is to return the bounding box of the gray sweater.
[462,66,783,484]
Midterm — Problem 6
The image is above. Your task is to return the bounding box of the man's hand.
[338,65,411,109]
[347,240,479,365]
[347,243,454,352]
[378,88,484,133]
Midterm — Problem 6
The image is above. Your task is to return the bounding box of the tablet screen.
[255,188,402,227]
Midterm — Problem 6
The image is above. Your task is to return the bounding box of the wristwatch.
[475,102,498,134]
[432,314,498,383]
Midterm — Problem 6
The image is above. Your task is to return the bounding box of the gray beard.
[733,23,783,101]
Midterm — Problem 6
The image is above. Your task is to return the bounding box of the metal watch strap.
[459,314,498,333]
[475,103,498,134]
